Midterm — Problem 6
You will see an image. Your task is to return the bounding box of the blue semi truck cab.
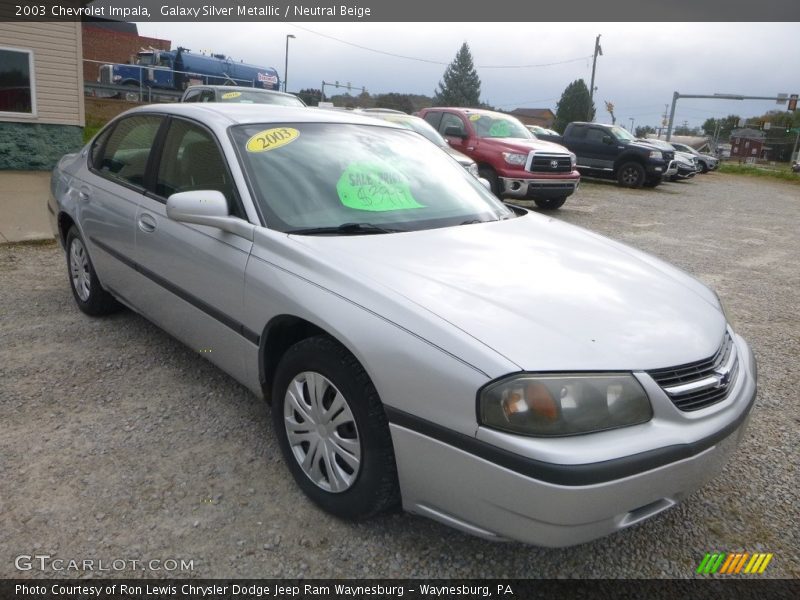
[99,47,280,92]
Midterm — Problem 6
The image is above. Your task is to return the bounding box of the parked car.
[49,104,756,548]
[418,107,579,210]
[354,109,480,178]
[668,142,719,173]
[181,85,305,107]
[541,122,676,188]
[526,124,560,137]
[642,139,697,181]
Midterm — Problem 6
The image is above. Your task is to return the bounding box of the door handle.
[138,213,157,233]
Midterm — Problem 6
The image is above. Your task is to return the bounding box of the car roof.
[184,85,296,97]
[122,102,406,129]
[427,107,518,119]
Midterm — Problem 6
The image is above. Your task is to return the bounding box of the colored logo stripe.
[698,552,773,574]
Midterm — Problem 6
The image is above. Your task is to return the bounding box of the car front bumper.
[389,335,757,547]
[499,176,580,200]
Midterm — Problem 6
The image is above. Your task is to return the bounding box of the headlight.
[569,152,576,169]
[467,162,480,178]
[479,373,652,437]
[502,152,527,166]
[649,150,663,160]
[113,75,122,82]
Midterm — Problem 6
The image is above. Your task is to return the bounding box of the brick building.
[82,22,170,84]
[730,128,767,160]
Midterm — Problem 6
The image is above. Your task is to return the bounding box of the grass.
[719,162,800,184]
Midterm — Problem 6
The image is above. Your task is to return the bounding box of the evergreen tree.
[433,43,481,107]
[553,79,595,133]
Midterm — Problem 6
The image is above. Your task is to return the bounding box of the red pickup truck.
[418,107,579,210]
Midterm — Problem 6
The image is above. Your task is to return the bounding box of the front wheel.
[616,162,645,188]
[534,197,567,210]
[478,166,501,197]
[65,227,123,316]
[272,336,400,520]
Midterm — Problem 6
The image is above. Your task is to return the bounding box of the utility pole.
[588,34,602,121]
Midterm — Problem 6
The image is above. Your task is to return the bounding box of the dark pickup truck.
[537,122,675,188]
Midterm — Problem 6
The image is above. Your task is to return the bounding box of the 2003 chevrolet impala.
[49,104,756,546]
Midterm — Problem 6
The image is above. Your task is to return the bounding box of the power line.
[289,24,591,69]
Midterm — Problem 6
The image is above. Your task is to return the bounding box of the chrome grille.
[99,65,113,85]
[648,333,738,411]
[529,153,572,173]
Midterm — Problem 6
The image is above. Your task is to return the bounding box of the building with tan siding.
[0,22,84,241]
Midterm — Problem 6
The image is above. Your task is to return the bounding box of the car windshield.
[231,122,514,233]
[218,90,304,106]
[136,53,155,66]
[368,115,447,147]
[472,114,532,139]
[610,126,635,142]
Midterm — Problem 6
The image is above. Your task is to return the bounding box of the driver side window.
[155,119,241,217]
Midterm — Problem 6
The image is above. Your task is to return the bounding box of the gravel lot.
[1,173,798,579]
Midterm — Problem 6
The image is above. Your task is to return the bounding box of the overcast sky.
[136,22,799,129]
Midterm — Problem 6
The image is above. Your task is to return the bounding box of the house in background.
[507,108,556,128]
[730,128,767,160]
[82,21,171,85]
[0,22,84,242]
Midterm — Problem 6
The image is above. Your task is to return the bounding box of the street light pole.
[629,117,635,132]
[588,34,602,121]
[284,34,295,93]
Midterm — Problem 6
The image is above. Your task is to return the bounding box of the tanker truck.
[98,47,280,95]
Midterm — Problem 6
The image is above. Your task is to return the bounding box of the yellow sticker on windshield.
[337,163,424,212]
[245,127,299,153]
[469,114,481,121]
[221,91,242,100]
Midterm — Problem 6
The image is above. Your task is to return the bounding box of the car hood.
[479,137,573,155]
[291,213,725,372]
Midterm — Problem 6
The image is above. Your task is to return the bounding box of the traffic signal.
[789,94,798,111]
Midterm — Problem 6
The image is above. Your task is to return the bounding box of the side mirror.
[166,190,254,240]
[443,126,467,139]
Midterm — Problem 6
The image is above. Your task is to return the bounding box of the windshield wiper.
[286,222,405,235]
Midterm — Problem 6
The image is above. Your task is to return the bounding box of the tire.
[698,161,709,174]
[478,166,501,197]
[616,162,645,188]
[121,82,140,102]
[534,197,567,210]
[65,227,122,316]
[271,335,400,520]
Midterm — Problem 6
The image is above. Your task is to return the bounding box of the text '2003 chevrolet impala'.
[50,104,756,547]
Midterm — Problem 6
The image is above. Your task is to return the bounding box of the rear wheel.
[616,162,645,188]
[65,227,122,316]
[272,336,400,520]
[534,197,567,210]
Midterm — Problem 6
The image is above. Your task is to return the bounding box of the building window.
[0,47,35,115]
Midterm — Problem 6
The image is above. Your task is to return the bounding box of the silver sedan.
[49,104,756,547]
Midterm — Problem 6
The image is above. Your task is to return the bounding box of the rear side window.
[94,115,162,188]
[569,125,587,139]
[422,111,442,129]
